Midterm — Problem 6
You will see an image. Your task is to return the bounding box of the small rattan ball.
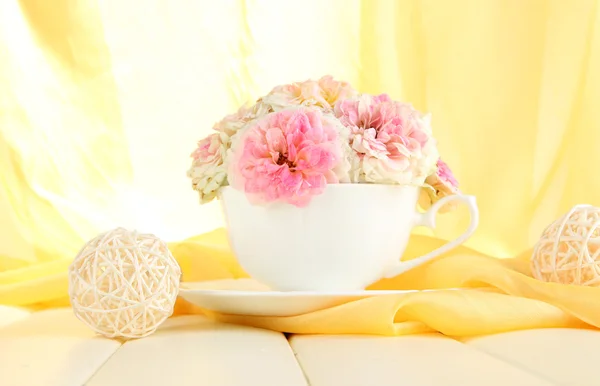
[531,205,600,286]
[68,227,182,339]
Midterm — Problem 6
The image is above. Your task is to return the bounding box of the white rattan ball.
[68,227,182,339]
[531,205,600,286]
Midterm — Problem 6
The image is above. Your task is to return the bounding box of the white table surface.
[0,306,596,385]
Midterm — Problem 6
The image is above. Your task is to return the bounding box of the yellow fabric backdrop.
[1,0,600,334]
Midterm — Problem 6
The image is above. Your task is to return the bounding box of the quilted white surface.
[0,307,598,386]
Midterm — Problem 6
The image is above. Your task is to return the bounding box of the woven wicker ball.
[531,205,600,286]
[68,227,182,339]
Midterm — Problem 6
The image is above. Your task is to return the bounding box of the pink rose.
[187,101,272,203]
[213,102,272,141]
[260,75,358,112]
[434,158,459,190]
[228,107,349,207]
[419,158,461,213]
[334,94,438,184]
[187,133,228,203]
[317,75,360,109]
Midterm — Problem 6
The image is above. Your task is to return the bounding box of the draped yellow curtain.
[1,0,599,307]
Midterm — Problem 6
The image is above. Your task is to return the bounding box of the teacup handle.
[383,194,479,279]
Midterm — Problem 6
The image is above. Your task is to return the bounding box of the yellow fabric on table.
[169,229,596,336]
[2,0,600,336]
[1,227,598,336]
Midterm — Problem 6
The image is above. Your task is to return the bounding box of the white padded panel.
[290,334,553,386]
[86,315,307,386]
[0,308,121,386]
[0,306,31,328]
[463,328,600,386]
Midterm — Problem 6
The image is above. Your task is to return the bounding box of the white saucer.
[179,279,440,317]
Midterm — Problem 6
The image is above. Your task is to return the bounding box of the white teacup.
[220,184,478,292]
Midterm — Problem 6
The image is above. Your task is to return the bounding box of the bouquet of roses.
[187,75,459,211]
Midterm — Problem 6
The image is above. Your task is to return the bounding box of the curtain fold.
[1,0,600,305]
